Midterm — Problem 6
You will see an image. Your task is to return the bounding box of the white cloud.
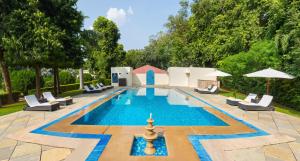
[127,6,134,15]
[106,6,134,26]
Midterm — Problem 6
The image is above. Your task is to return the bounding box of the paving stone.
[226,147,265,161]
[41,148,71,161]
[10,143,41,159]
[0,139,17,149]
[0,146,15,160]
[265,156,283,161]
[288,142,300,161]
[41,145,55,151]
[16,141,26,146]
[263,143,296,161]
[10,152,41,161]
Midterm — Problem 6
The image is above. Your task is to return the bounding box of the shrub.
[0,91,20,105]
[76,73,94,83]
[28,80,98,94]
[83,73,94,82]
[98,78,111,85]
[59,70,76,85]
[44,76,54,87]
[218,40,300,109]
[11,70,36,95]
[59,89,84,97]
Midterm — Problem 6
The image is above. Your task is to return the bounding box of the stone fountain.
[143,113,158,155]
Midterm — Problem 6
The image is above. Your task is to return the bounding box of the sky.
[77,0,181,50]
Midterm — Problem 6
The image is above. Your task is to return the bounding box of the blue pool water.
[130,136,168,156]
[72,88,228,126]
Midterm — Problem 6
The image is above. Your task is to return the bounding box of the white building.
[111,67,133,87]
[111,65,218,88]
[132,65,169,86]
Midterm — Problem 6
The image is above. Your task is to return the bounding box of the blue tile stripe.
[31,88,269,161]
[177,89,269,161]
[30,88,125,161]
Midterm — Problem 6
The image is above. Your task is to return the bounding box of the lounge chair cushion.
[25,95,52,107]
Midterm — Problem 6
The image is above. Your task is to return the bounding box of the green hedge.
[11,70,36,95]
[218,41,300,110]
[59,70,76,85]
[28,80,102,94]
[0,92,21,105]
[59,89,84,97]
[98,78,111,85]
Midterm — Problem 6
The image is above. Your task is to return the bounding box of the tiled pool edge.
[30,87,270,161]
[30,88,125,161]
[178,89,269,161]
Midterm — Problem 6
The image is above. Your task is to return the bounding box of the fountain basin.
[130,136,168,156]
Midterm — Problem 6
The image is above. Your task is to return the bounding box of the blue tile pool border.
[177,89,269,161]
[130,136,168,156]
[30,87,269,161]
[31,88,125,161]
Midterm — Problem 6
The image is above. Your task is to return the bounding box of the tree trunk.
[0,48,13,103]
[56,68,61,94]
[35,65,42,99]
[53,67,58,96]
[79,68,84,89]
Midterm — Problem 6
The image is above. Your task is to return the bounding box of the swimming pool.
[72,88,228,126]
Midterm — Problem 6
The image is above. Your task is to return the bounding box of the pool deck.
[0,87,300,161]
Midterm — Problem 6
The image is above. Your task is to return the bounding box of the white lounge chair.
[90,84,104,91]
[226,93,257,106]
[99,83,113,89]
[84,85,101,93]
[24,95,59,111]
[194,85,212,92]
[238,95,274,111]
[96,83,108,90]
[197,86,219,94]
[43,92,73,106]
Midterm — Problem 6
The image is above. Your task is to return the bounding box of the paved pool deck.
[0,87,299,161]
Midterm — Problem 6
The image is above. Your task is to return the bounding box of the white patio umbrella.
[244,68,295,95]
[206,70,232,77]
[206,70,232,87]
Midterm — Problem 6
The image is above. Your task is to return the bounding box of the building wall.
[188,67,217,88]
[112,66,217,88]
[111,67,133,86]
[133,74,146,86]
[132,73,169,86]
[168,67,189,87]
[168,67,217,88]
[155,73,169,85]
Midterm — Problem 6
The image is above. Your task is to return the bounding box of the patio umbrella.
[206,70,232,87]
[244,68,295,95]
[206,70,232,77]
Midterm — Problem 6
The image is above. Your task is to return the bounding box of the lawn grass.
[219,89,246,99]
[58,89,84,97]
[0,89,85,116]
[219,88,300,118]
[0,101,26,116]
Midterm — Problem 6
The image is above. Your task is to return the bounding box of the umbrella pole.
[266,79,270,95]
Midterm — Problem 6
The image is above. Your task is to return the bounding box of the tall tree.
[38,0,84,95]
[91,16,125,77]
[2,0,64,98]
[0,0,20,102]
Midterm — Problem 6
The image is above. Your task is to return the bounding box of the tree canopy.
[84,16,125,77]
[122,0,300,109]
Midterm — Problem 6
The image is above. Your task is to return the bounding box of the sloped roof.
[133,65,167,74]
